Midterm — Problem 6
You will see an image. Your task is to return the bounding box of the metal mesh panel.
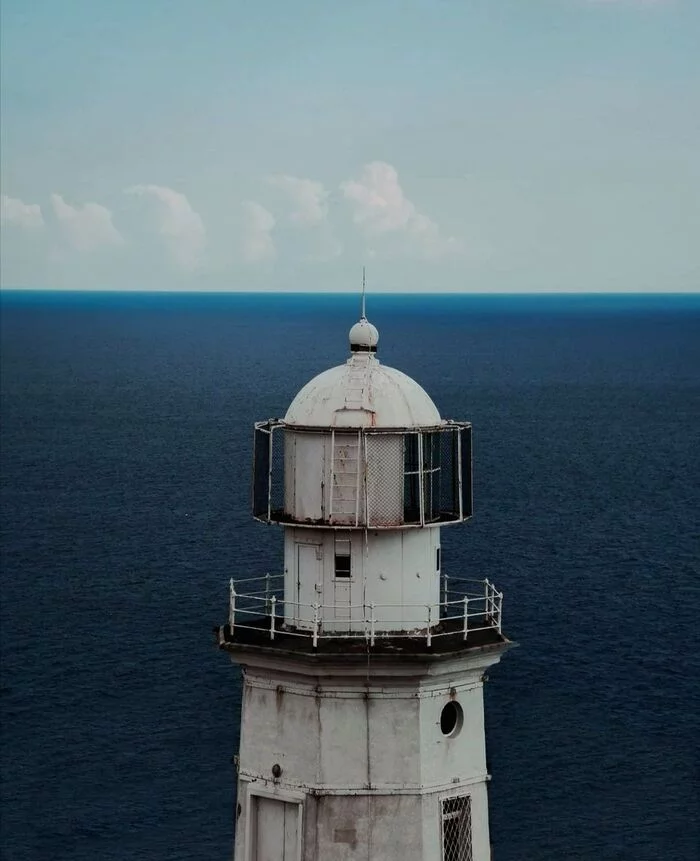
[423,432,441,522]
[269,425,285,518]
[403,432,421,524]
[365,433,403,526]
[460,426,473,519]
[439,427,459,519]
[442,795,473,861]
[252,425,271,518]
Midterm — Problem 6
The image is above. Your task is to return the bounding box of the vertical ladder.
[330,430,362,524]
[343,353,371,411]
[329,355,372,524]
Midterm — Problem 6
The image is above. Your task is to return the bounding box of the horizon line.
[2,287,699,297]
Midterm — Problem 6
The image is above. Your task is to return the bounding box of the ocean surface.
[1,291,699,861]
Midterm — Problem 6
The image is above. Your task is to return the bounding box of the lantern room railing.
[223,574,503,648]
[252,420,473,529]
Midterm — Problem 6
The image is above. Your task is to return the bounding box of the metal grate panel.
[423,431,441,522]
[438,427,459,519]
[252,425,271,518]
[365,433,403,526]
[270,424,286,517]
[441,795,473,861]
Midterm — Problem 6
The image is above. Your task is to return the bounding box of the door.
[295,542,323,628]
[251,795,300,861]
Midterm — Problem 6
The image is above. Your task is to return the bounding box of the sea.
[1,291,699,861]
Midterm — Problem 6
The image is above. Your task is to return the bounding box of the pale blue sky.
[1,0,698,292]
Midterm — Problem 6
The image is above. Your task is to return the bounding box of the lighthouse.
[218,309,510,861]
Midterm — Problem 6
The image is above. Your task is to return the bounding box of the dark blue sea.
[1,291,699,861]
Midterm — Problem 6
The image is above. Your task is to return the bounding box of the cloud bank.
[341,161,462,258]
[50,194,123,251]
[3,161,464,285]
[268,175,330,226]
[1,195,44,229]
[125,185,206,270]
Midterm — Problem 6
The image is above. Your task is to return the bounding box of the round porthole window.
[440,701,464,738]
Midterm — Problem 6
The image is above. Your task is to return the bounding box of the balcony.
[218,574,504,654]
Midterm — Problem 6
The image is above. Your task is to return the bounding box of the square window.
[335,554,351,578]
[334,538,351,578]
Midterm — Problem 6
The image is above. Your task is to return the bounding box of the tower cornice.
[218,624,512,684]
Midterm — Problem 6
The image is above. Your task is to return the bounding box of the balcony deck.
[217,614,509,661]
[217,574,508,662]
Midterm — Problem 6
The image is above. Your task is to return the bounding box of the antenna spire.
[361,266,367,319]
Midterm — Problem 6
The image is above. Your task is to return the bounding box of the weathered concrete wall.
[233,653,500,860]
[307,794,425,861]
[235,781,491,861]
[238,676,424,789]
[419,683,488,786]
[230,635,507,861]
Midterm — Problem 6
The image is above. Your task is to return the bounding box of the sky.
[1,0,698,293]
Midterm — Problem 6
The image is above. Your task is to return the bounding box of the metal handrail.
[230,572,493,592]
[227,575,503,648]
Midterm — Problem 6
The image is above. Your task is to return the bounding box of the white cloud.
[266,174,342,261]
[50,194,123,251]
[242,201,276,263]
[341,162,414,233]
[1,195,44,229]
[125,184,206,270]
[340,161,462,258]
[267,175,330,225]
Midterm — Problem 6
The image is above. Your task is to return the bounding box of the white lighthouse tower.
[218,308,510,861]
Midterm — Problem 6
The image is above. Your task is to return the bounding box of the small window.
[436,547,441,571]
[441,794,472,861]
[335,538,351,578]
[335,555,351,578]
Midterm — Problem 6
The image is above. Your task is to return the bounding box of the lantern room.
[253,321,473,530]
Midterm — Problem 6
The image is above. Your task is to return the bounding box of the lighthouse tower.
[218,311,510,861]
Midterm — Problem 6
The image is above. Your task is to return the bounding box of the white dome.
[284,354,442,428]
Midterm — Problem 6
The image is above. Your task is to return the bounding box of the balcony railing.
[224,574,503,648]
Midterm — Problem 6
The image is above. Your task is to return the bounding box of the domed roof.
[284,318,441,429]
